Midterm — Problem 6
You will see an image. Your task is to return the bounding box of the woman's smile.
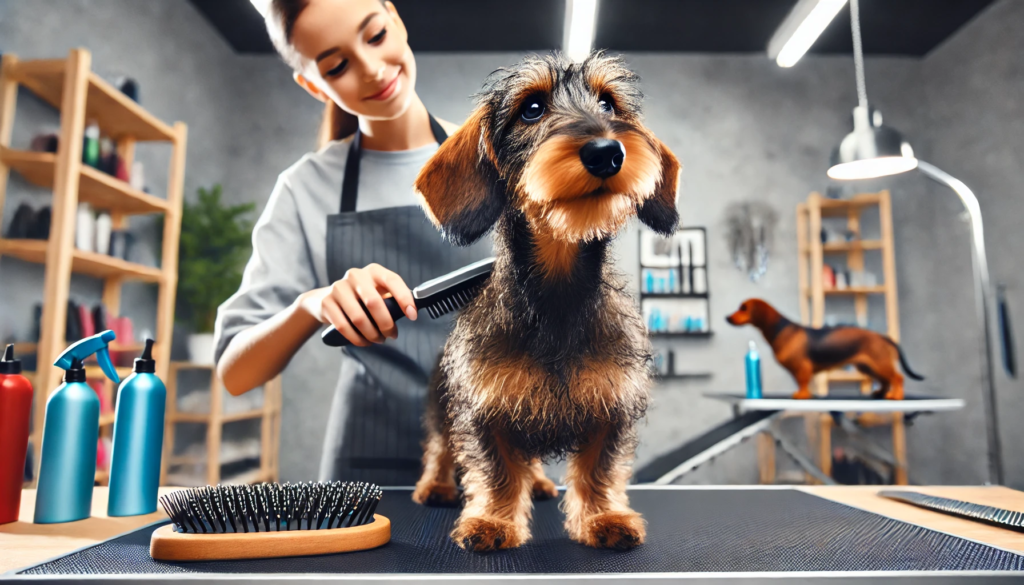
[364,68,402,101]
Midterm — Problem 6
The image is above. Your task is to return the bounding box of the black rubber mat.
[19,489,1024,575]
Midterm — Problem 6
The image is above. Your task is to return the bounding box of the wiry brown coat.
[412,53,681,552]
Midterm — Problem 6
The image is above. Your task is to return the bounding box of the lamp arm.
[917,160,1004,485]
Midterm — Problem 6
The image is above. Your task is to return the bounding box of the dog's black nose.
[579,139,625,179]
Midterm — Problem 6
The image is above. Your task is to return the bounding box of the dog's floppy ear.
[636,138,680,236]
[415,107,504,246]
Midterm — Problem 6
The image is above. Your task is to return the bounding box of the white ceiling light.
[564,0,598,62]
[768,0,848,68]
[249,0,271,17]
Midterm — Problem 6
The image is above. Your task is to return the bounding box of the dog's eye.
[521,99,545,123]
[598,95,614,114]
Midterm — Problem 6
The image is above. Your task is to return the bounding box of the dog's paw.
[531,476,559,500]
[451,517,524,552]
[412,482,461,507]
[791,389,813,400]
[573,511,645,550]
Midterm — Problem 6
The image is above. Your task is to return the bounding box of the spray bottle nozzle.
[54,330,120,384]
[0,344,22,375]
[133,338,156,374]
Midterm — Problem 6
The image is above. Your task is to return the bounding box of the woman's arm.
[218,264,417,396]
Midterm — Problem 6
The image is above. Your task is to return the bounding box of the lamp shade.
[827,106,918,180]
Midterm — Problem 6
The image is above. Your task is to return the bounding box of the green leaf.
[175,184,256,333]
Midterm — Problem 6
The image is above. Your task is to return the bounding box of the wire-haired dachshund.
[726,298,924,400]
[411,52,681,551]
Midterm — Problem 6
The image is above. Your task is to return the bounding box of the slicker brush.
[150,482,390,561]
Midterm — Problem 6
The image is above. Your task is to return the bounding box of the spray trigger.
[54,330,120,384]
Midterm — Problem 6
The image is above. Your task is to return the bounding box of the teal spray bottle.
[34,330,120,524]
[107,339,165,516]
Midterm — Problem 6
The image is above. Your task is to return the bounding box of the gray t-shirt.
[213,138,440,363]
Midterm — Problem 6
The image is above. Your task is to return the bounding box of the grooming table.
[635,394,964,485]
[5,486,1024,584]
[705,393,966,414]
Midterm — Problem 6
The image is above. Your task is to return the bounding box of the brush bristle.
[159,482,382,534]
[425,283,483,319]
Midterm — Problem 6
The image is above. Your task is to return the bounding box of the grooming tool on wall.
[879,490,1024,533]
[321,257,495,347]
[151,482,390,561]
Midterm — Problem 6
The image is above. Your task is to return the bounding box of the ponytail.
[317,101,360,149]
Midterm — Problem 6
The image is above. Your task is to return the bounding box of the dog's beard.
[518,132,662,242]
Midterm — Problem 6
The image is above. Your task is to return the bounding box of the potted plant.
[175,185,254,364]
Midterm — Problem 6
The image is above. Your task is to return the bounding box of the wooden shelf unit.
[161,362,281,486]
[788,190,907,485]
[0,50,187,485]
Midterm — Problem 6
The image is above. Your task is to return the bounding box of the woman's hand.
[298,263,417,346]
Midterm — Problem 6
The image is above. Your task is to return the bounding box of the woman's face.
[291,0,416,121]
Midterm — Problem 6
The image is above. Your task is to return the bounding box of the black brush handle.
[321,297,409,347]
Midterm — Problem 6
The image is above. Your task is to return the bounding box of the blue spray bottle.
[34,330,120,524]
[745,340,763,399]
[107,339,165,516]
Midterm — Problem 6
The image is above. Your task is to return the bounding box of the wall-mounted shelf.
[640,292,709,300]
[655,372,714,381]
[650,331,714,339]
[639,226,712,337]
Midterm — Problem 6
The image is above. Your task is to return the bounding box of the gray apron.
[318,115,491,486]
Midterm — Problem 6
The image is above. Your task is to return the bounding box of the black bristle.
[422,281,484,320]
[159,482,383,534]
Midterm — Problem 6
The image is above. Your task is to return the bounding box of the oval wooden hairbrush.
[150,482,390,561]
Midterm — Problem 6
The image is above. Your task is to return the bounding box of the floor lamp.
[827,0,1006,484]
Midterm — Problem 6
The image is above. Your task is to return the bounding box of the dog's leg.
[791,361,814,400]
[451,426,534,551]
[562,424,645,550]
[413,370,461,506]
[530,458,559,500]
[413,427,460,506]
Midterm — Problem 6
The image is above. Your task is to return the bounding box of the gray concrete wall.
[0,0,1020,486]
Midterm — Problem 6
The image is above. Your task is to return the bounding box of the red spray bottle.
[0,344,33,524]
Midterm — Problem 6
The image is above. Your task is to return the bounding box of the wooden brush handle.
[150,515,391,561]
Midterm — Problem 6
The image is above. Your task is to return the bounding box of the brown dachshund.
[726,298,924,400]
[411,53,680,552]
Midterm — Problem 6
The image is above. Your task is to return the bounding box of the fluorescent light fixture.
[249,0,271,17]
[768,0,847,68]
[564,0,598,62]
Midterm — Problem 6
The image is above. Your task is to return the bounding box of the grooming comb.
[150,482,389,561]
[879,490,1024,533]
[321,257,495,347]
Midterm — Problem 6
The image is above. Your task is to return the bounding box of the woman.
[214,0,491,486]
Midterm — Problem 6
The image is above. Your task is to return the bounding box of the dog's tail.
[885,337,925,381]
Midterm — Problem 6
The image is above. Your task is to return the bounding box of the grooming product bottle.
[0,345,33,525]
[107,339,165,517]
[82,121,100,168]
[745,340,763,399]
[34,331,121,524]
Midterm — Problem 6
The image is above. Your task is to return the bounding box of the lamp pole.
[917,160,1004,485]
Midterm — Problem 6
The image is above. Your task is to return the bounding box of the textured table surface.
[6,486,1024,577]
